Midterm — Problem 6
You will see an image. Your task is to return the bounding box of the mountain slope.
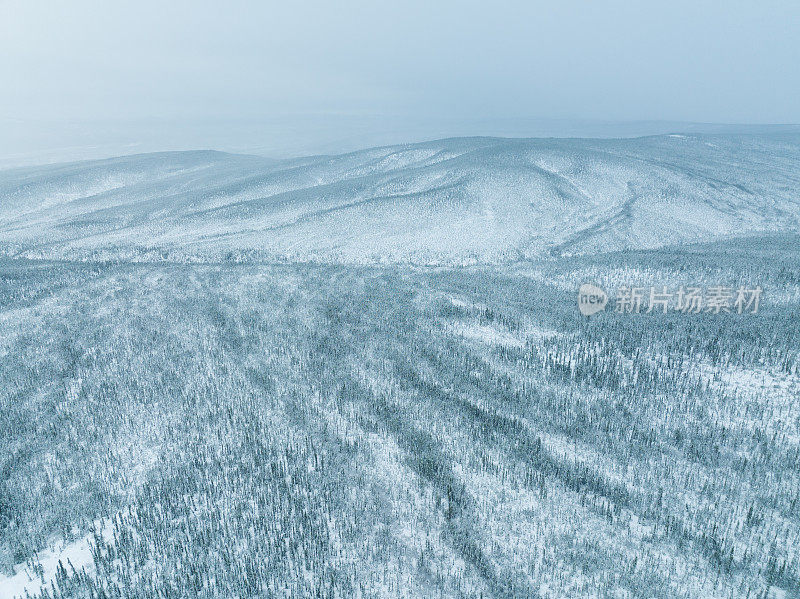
[1,135,798,263]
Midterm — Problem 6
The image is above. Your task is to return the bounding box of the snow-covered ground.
[0,520,114,599]
[1,134,798,265]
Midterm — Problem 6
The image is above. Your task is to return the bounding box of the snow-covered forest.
[1,135,799,597]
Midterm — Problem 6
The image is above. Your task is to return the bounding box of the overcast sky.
[1,0,799,162]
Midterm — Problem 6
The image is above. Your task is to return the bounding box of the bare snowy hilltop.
[1,134,799,263]
[1,134,799,598]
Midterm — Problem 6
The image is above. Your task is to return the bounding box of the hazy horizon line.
[2,117,800,171]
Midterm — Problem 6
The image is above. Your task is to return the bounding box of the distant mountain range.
[1,134,798,264]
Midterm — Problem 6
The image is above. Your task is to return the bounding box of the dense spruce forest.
[1,233,798,598]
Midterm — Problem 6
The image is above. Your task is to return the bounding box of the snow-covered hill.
[1,134,798,263]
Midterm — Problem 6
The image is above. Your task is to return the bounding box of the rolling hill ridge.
[1,134,798,263]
